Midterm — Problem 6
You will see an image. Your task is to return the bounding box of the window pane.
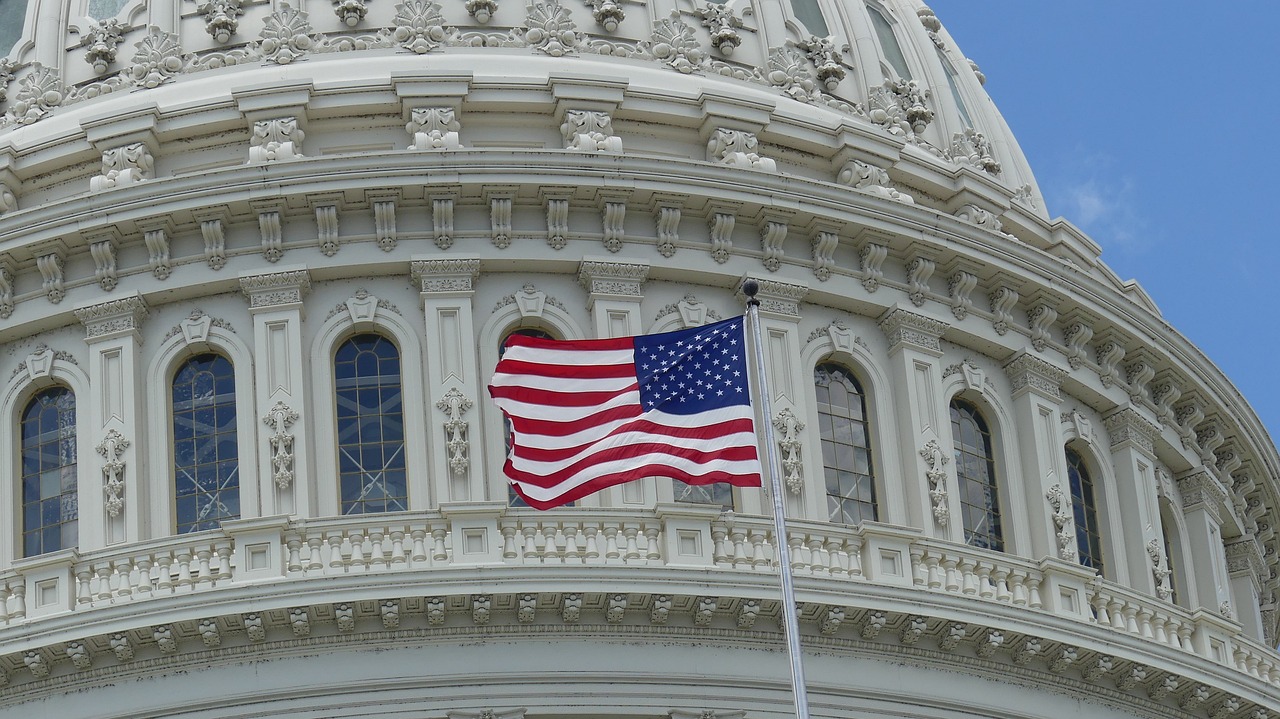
[868,5,912,80]
[951,399,1002,552]
[0,0,29,56]
[22,388,77,556]
[816,363,877,524]
[1066,447,1104,574]
[790,0,829,36]
[173,354,240,533]
[940,52,974,128]
[337,335,408,514]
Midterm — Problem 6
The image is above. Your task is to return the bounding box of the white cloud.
[1044,151,1148,253]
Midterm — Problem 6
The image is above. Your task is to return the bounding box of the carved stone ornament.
[263,401,300,490]
[1147,538,1173,601]
[393,0,451,53]
[0,180,16,215]
[334,0,370,26]
[706,128,776,172]
[37,250,66,305]
[130,27,187,89]
[195,0,245,43]
[97,429,131,517]
[7,64,66,125]
[407,107,461,149]
[561,110,622,152]
[520,0,580,57]
[836,160,913,204]
[765,46,820,104]
[437,388,474,475]
[707,211,734,263]
[260,4,317,64]
[586,0,624,32]
[949,127,1001,175]
[0,262,13,319]
[81,19,126,74]
[796,35,846,91]
[864,78,932,137]
[465,0,497,22]
[811,229,837,281]
[697,3,742,55]
[772,408,805,494]
[1044,484,1078,562]
[955,204,1003,233]
[919,439,949,526]
[90,143,153,192]
[650,12,706,73]
[250,117,305,163]
[0,59,15,104]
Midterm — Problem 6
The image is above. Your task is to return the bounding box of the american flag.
[488,317,763,509]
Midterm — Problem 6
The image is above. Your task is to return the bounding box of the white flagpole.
[742,279,812,719]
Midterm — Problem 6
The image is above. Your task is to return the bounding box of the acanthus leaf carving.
[130,27,188,89]
[143,226,171,279]
[1062,321,1094,370]
[1027,303,1057,352]
[434,197,457,249]
[1044,484,1078,562]
[407,107,461,149]
[260,4,317,64]
[906,256,935,307]
[708,211,734,263]
[374,199,397,251]
[919,439,949,526]
[796,35,846,91]
[97,429,130,517]
[948,127,1001,175]
[80,19,127,74]
[334,0,370,27]
[988,286,1018,336]
[195,0,245,43]
[519,0,580,56]
[466,0,497,22]
[859,242,887,292]
[91,143,153,192]
[655,204,680,258]
[649,12,706,73]
[956,204,1003,233]
[810,229,836,281]
[250,117,305,163]
[707,128,776,172]
[392,0,451,53]
[201,218,227,269]
[759,218,786,272]
[864,79,931,138]
[561,109,622,152]
[89,237,118,291]
[585,0,624,32]
[765,45,820,104]
[836,160,913,204]
[948,270,976,320]
[1147,538,1173,601]
[263,401,300,490]
[696,3,742,55]
[772,408,805,494]
[544,196,567,249]
[437,387,474,476]
[7,64,66,125]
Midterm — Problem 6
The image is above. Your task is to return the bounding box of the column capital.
[1003,350,1068,402]
[1224,536,1266,581]
[410,257,480,294]
[240,268,312,311]
[1176,469,1228,520]
[738,274,807,319]
[877,306,946,356]
[74,294,148,342]
[1102,407,1160,457]
[577,257,649,300]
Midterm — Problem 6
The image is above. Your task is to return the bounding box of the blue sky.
[927,1,1280,446]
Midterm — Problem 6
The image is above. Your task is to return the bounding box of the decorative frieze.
[772,408,805,494]
[76,295,149,339]
[1102,408,1159,455]
[97,429,130,517]
[878,308,946,356]
[264,400,300,490]
[90,143,153,192]
[250,117,305,163]
[1003,352,1067,401]
[437,387,474,476]
[919,439,949,526]
[707,129,776,172]
[578,259,648,298]
[407,107,461,149]
[240,269,312,309]
[412,258,480,294]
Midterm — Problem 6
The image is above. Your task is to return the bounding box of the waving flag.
[488,317,763,509]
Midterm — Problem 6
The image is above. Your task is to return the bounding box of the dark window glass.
[0,0,29,57]
[1160,508,1180,605]
[336,334,407,514]
[868,4,912,80]
[816,363,877,524]
[501,328,557,508]
[790,0,829,36]
[1065,446,1104,574]
[950,399,1001,551]
[21,387,77,556]
[173,354,239,533]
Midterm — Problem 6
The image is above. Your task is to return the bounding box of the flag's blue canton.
[635,317,750,415]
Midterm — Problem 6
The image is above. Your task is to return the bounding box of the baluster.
[926,554,943,589]
[114,560,134,598]
[829,539,850,578]
[1107,599,1125,630]
[1246,653,1261,678]
[623,526,641,562]
[287,538,303,573]
[408,529,427,564]
[327,534,345,571]
[0,584,9,622]
[389,531,406,565]
[943,557,960,593]
[76,571,93,606]
[583,525,600,562]
[523,525,540,562]
[909,547,926,587]
[790,535,807,573]
[730,529,748,567]
[431,527,449,562]
[155,555,174,593]
[711,524,728,564]
[1122,604,1138,634]
[976,563,994,599]
[9,585,25,620]
[1009,571,1027,606]
[368,531,386,568]
[1092,593,1110,626]
[959,558,978,595]
[501,524,518,560]
[644,526,661,562]
[195,548,214,585]
[749,530,769,568]
[1176,624,1193,652]
[215,545,233,580]
[810,537,830,575]
[1136,608,1154,639]
[349,532,367,571]
[96,565,114,601]
[993,568,1011,603]
[1161,617,1179,649]
[1026,576,1043,609]
[307,536,325,571]
[543,523,561,563]
[563,522,581,563]
[175,550,195,591]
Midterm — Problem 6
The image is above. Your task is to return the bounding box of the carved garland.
[772,408,805,495]
[919,439,949,526]
[263,401,300,490]
[96,429,130,517]
[437,387,474,475]
[1044,484,1078,562]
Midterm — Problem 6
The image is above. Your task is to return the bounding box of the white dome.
[0,0,1277,717]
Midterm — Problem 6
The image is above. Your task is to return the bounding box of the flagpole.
[742,279,812,719]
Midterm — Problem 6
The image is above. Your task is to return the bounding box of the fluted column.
[1002,352,1071,567]
[1176,469,1234,614]
[1102,408,1165,596]
[577,258,650,508]
[240,269,312,518]
[75,294,149,548]
[878,307,949,538]
[412,258,481,505]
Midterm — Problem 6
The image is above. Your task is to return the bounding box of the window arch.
[867,3,912,80]
[335,334,407,514]
[950,398,1002,551]
[21,387,78,556]
[815,363,876,524]
[172,354,239,533]
[1065,445,1103,574]
[501,327,557,508]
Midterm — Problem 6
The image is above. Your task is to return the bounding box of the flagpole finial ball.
[742,279,760,299]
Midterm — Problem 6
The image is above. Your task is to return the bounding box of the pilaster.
[878,307,949,538]
[1177,469,1234,615]
[240,269,312,519]
[1225,536,1267,641]
[577,258,649,508]
[74,294,149,548]
[411,257,481,504]
[1103,407,1163,595]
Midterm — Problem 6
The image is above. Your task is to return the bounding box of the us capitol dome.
[0,0,1276,716]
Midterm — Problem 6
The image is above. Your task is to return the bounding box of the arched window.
[1159,499,1182,606]
[173,354,239,533]
[815,363,876,524]
[867,4,912,80]
[790,0,829,36]
[939,51,974,128]
[21,387,78,556]
[1065,446,1103,574]
[501,328,557,507]
[335,334,407,514]
[950,398,1002,551]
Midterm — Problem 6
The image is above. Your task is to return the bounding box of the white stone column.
[74,295,149,547]
[240,269,312,519]
[1225,537,1267,641]
[1102,408,1164,595]
[742,276,810,520]
[1176,469,1234,615]
[1002,352,1071,565]
[578,258,650,509]
[411,258,481,505]
[878,307,949,539]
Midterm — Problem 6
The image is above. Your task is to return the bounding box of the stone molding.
[577,258,649,298]
[878,307,946,356]
[1102,408,1160,456]
[239,269,312,309]
[74,295,149,340]
[411,258,481,294]
[1003,351,1068,401]
[1177,469,1229,517]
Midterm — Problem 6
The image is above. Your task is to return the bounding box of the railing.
[1,506,1275,690]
